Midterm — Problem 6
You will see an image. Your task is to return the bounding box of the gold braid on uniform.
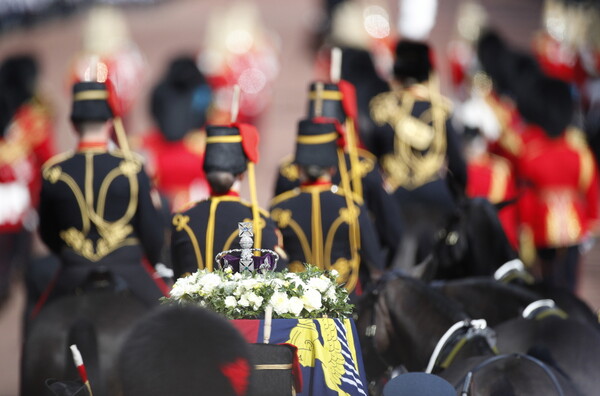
[370,83,448,191]
[43,152,142,262]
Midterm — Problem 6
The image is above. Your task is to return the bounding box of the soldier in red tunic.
[516,77,599,291]
[0,55,55,302]
[138,56,212,212]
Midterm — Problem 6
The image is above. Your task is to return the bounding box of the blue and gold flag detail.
[232,318,368,396]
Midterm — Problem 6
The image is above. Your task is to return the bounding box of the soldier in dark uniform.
[270,119,384,293]
[171,122,284,278]
[275,80,402,263]
[38,81,167,311]
[369,41,467,263]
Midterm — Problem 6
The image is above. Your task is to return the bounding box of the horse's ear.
[408,254,437,282]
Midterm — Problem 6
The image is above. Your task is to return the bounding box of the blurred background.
[0,0,599,394]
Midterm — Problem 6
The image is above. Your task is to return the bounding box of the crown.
[215,222,279,273]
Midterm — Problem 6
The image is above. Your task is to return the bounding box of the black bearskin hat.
[151,56,212,142]
[70,81,113,124]
[295,119,339,168]
[118,305,252,396]
[477,30,513,95]
[517,76,573,138]
[393,41,432,83]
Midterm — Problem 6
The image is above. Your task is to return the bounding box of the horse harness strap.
[460,353,565,396]
[425,319,497,374]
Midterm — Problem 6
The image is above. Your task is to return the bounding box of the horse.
[495,313,600,396]
[20,288,150,396]
[355,273,581,395]
[393,197,518,282]
[432,276,600,331]
[431,277,542,326]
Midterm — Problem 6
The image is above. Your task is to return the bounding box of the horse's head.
[358,274,470,374]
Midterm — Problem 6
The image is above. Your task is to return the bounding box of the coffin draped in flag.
[232,317,368,396]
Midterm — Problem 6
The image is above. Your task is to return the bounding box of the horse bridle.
[459,353,565,396]
[425,319,497,374]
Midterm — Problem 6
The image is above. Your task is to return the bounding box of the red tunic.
[517,126,599,248]
[467,153,519,249]
[140,129,209,212]
[0,101,54,232]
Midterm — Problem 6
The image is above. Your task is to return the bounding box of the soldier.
[516,76,599,292]
[275,79,403,263]
[0,55,55,302]
[139,56,212,212]
[270,119,384,293]
[170,122,285,278]
[369,40,467,263]
[38,81,167,311]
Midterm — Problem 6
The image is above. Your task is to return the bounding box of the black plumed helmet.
[295,119,339,168]
[70,81,113,123]
[393,40,432,83]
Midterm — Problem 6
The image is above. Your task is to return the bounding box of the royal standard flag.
[232,318,368,396]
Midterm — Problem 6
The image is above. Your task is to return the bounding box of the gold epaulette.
[41,151,74,171]
[278,154,298,182]
[270,188,300,207]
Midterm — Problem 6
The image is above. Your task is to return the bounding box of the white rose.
[232,272,243,281]
[245,292,264,310]
[308,277,330,293]
[198,273,222,294]
[288,296,304,316]
[223,281,237,294]
[241,279,259,291]
[238,295,250,307]
[225,296,238,308]
[326,286,337,302]
[302,288,323,312]
[330,269,339,278]
[170,277,195,299]
[269,291,290,315]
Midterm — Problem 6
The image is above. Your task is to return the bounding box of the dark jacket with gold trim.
[269,184,384,292]
[274,149,403,255]
[171,195,282,278]
[39,148,165,304]
[369,86,467,213]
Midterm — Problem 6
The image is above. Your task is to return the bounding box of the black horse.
[20,290,149,396]
[495,314,600,396]
[393,197,518,281]
[356,273,580,395]
[433,276,600,330]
